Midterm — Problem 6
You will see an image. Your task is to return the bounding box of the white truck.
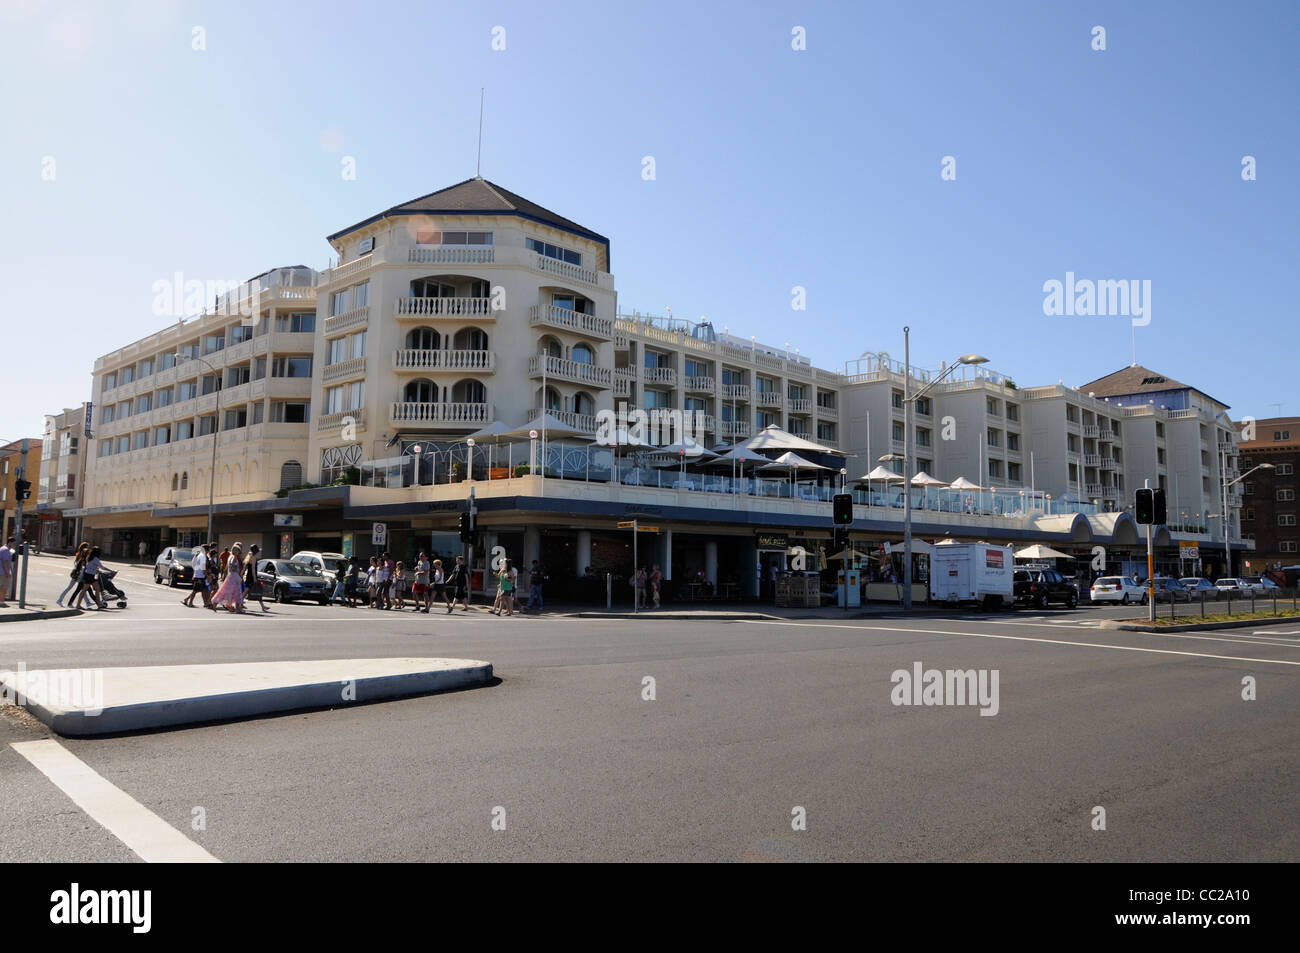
[928,542,1014,610]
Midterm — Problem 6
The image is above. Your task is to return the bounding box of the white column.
[523,525,540,568]
[663,529,673,580]
[576,529,592,575]
[705,540,718,586]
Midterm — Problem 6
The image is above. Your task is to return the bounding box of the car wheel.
[169,571,179,588]
[1120,594,1129,605]
[1140,593,1149,605]
[275,586,289,604]
[1037,592,1049,610]
[154,570,161,585]
[1067,591,1078,608]
[318,598,329,606]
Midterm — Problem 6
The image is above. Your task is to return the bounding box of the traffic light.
[833,527,850,553]
[458,511,474,542]
[13,479,31,501]
[1135,488,1153,524]
[832,493,853,525]
[1152,488,1166,525]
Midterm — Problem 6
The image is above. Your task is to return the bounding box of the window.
[1006,403,1019,422]
[253,357,267,381]
[1280,541,1298,554]
[272,356,312,378]
[1244,509,1255,522]
[153,426,170,446]
[913,396,930,416]
[1278,514,1297,527]
[756,377,775,394]
[916,428,932,448]
[198,415,217,436]
[181,472,188,490]
[177,344,199,361]
[758,412,778,429]
[171,474,179,492]
[684,397,708,413]
[1155,422,1165,438]
[175,420,193,441]
[274,313,316,334]
[102,372,117,391]
[135,395,152,414]
[350,331,367,359]
[98,440,111,458]
[1244,482,1254,495]
[988,459,1003,479]
[252,402,265,425]
[330,290,349,315]
[229,325,253,344]
[1008,462,1021,482]
[684,359,710,378]
[226,365,250,387]
[891,390,903,409]
[324,382,364,415]
[224,408,248,430]
[722,368,743,387]
[138,358,153,378]
[157,387,173,408]
[280,461,303,490]
[353,283,369,308]
[202,334,224,355]
[1007,433,1020,451]
[572,343,595,365]
[201,374,222,396]
[892,421,904,441]
[986,398,1000,415]
[118,400,132,419]
[1279,463,1295,476]
[1275,431,1291,441]
[987,430,1000,447]
[1157,448,1166,464]
[132,431,148,451]
[327,337,348,365]
[1277,488,1296,502]
[270,401,310,423]
[526,237,581,266]
[643,389,671,410]
[101,406,115,424]
[419,230,493,246]
[178,380,198,401]
[160,352,175,370]
[121,366,135,384]
[817,422,836,442]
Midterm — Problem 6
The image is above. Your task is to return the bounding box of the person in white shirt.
[183,544,212,608]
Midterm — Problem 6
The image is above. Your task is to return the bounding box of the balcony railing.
[1084,454,1102,467]
[324,306,369,335]
[756,391,783,408]
[390,402,493,425]
[528,354,612,388]
[408,247,495,265]
[1083,424,1104,437]
[816,403,838,419]
[643,366,677,386]
[787,398,812,414]
[323,356,368,382]
[721,420,751,438]
[614,368,633,397]
[534,408,598,433]
[528,304,612,339]
[684,375,715,393]
[1099,457,1116,469]
[318,410,365,432]
[394,349,496,373]
[535,254,598,286]
[722,384,749,401]
[396,296,496,320]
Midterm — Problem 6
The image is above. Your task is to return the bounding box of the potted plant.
[513,464,532,477]
[451,462,465,483]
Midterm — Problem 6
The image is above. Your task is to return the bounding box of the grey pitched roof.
[1080,365,1228,411]
[327,177,610,259]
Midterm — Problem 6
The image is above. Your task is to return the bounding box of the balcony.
[528,354,612,388]
[721,421,751,438]
[535,408,598,433]
[1099,456,1116,469]
[323,357,369,383]
[788,398,812,414]
[1085,483,1104,496]
[816,404,838,419]
[1102,486,1119,499]
[756,391,784,409]
[722,384,749,401]
[643,366,677,386]
[684,376,715,393]
[1084,454,1102,467]
[614,368,633,397]
[692,414,715,432]
[408,247,495,266]
[395,350,496,374]
[528,304,612,340]
[390,402,493,426]
[395,297,496,322]
[318,410,366,433]
[534,254,598,287]
[324,305,369,335]
[1083,424,1104,437]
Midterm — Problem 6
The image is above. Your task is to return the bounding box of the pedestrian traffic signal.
[14,479,30,500]
[833,527,850,553]
[1152,488,1166,525]
[832,493,853,525]
[1135,488,1153,524]
[458,511,474,541]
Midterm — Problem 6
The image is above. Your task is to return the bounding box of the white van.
[929,542,1014,609]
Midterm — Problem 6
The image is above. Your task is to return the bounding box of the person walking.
[244,544,269,612]
[365,557,378,607]
[375,553,390,610]
[211,543,245,611]
[413,552,430,613]
[344,556,361,608]
[494,560,515,616]
[635,566,647,609]
[57,542,91,607]
[218,546,231,581]
[182,542,212,608]
[527,560,545,612]
[447,555,470,613]
[330,559,347,605]
[393,562,408,610]
[68,546,108,610]
[138,539,148,564]
[650,564,663,609]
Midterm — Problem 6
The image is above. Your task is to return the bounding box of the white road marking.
[745,620,1300,666]
[10,739,219,863]
[942,616,1300,648]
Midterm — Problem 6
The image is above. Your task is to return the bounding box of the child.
[365,557,378,607]
[393,562,407,609]
[345,556,361,608]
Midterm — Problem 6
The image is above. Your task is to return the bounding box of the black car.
[256,559,331,605]
[153,546,196,587]
[1152,577,1192,602]
[1014,568,1079,609]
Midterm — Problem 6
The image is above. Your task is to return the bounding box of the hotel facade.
[70,178,1249,597]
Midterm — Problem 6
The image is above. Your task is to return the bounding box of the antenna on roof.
[476,88,485,178]
[1131,323,1137,367]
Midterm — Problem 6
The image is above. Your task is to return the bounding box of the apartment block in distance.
[1236,416,1300,575]
[36,404,90,551]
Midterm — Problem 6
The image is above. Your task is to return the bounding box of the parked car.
[1014,568,1079,609]
[1090,575,1149,605]
[1178,577,1221,600]
[1240,575,1280,591]
[1151,576,1191,603]
[1214,577,1250,592]
[291,551,348,585]
[257,559,331,605]
[153,546,196,587]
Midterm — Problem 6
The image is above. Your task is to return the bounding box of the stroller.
[97,570,128,609]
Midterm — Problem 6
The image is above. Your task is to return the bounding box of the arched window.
[403,379,437,404]
[280,461,303,490]
[540,337,563,359]
[571,343,595,365]
[573,391,595,416]
[406,327,438,350]
[454,327,488,351]
[181,471,188,490]
[452,379,486,404]
[171,474,179,492]
[541,386,561,412]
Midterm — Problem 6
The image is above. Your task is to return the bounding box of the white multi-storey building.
[72,178,1247,589]
[36,404,90,551]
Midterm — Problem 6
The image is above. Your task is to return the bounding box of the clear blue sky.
[2,0,1296,442]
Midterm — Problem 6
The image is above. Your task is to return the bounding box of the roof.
[1079,365,1228,410]
[326,177,610,262]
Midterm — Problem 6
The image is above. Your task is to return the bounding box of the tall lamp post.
[177,352,222,545]
[1218,456,1273,578]
[878,328,988,609]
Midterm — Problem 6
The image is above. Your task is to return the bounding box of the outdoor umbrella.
[949,476,981,513]
[740,425,843,457]
[758,450,829,494]
[466,420,514,476]
[499,413,591,478]
[858,464,904,506]
[649,437,716,481]
[710,445,771,491]
[910,470,947,509]
[1014,543,1072,561]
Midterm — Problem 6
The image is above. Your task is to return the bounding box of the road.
[2,554,1297,862]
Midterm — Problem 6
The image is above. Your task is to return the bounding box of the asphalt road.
[2,554,1297,862]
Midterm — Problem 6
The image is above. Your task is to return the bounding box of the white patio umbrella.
[649,437,717,480]
[911,470,947,509]
[1014,543,1072,561]
[949,476,981,513]
[710,445,770,491]
[858,464,904,506]
[741,425,843,457]
[758,450,829,492]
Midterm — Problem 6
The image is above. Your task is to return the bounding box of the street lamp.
[466,437,476,481]
[176,352,222,546]
[879,328,988,609]
[1220,458,1273,577]
[409,443,423,487]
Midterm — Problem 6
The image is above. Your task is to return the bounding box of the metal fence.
[1155,588,1300,621]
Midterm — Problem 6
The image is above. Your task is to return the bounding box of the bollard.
[606,572,611,610]
[1200,590,1205,619]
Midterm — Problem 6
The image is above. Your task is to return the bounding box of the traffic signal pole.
[1144,479,1155,623]
[10,440,31,607]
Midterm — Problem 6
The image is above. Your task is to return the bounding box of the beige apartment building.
[36,404,90,551]
[72,177,1247,590]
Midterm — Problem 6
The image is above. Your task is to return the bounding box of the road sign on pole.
[371,522,387,546]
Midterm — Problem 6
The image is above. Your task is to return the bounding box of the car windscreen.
[282,562,321,576]
[1179,578,1201,585]
[1096,577,1121,585]
[172,548,195,562]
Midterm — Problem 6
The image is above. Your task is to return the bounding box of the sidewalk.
[550,602,977,621]
[0,552,87,623]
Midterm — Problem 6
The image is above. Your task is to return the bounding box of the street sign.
[617,520,658,532]
[617,520,636,529]
[273,513,303,528]
[1179,542,1199,560]
[371,522,387,546]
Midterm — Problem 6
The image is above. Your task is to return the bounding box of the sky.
[1,0,1296,441]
